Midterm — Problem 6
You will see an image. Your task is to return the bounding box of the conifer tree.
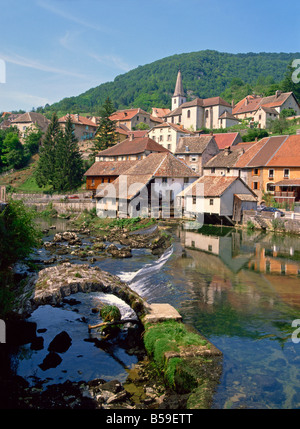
[54,115,84,191]
[94,97,117,153]
[36,113,83,192]
[35,112,61,189]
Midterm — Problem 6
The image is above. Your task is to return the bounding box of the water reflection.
[175,225,300,409]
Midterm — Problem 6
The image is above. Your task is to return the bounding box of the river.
[13,219,300,409]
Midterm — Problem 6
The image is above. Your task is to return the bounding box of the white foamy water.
[118,246,173,297]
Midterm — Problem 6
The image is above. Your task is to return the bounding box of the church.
[164,70,239,130]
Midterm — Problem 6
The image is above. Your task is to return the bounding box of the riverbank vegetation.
[0,199,42,316]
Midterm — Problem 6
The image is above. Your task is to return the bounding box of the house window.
[205,110,209,118]
[160,135,163,142]
[162,178,167,184]
[269,169,274,179]
[190,156,198,162]
[187,110,191,118]
[284,169,290,178]
[208,245,213,252]
[91,179,95,186]
[253,168,259,176]
[211,167,215,174]
[192,196,197,205]
[167,134,171,141]
[179,115,181,122]
[227,168,230,173]
[253,182,259,190]
[209,199,214,206]
[267,183,275,192]
[168,144,171,150]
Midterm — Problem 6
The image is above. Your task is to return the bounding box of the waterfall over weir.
[118,246,174,299]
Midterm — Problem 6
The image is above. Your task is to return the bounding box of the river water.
[13,219,300,409]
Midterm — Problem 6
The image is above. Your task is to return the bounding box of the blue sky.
[1,0,300,112]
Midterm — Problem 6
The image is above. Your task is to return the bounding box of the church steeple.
[172,70,186,111]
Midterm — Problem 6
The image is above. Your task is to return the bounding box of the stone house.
[109,108,163,131]
[233,91,300,128]
[95,152,199,218]
[148,122,192,153]
[95,135,169,162]
[10,112,50,141]
[177,175,257,222]
[58,114,98,141]
[175,135,220,175]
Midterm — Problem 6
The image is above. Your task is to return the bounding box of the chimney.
[231,99,234,108]
[224,146,231,156]
[185,145,190,152]
[129,133,134,141]
[276,90,282,98]
[245,97,248,106]
[75,114,79,121]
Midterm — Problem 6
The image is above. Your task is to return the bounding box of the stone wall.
[11,193,96,214]
[243,210,300,234]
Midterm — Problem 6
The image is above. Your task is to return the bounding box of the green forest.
[38,50,300,116]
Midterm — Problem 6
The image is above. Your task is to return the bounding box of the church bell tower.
[172,70,186,111]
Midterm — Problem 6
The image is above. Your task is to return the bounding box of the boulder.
[48,331,72,353]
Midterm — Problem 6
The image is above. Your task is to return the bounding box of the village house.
[58,114,98,141]
[109,108,163,131]
[10,112,50,141]
[177,175,257,224]
[95,135,169,162]
[233,91,300,128]
[203,146,246,178]
[175,135,220,175]
[84,160,138,197]
[203,135,300,206]
[95,152,199,218]
[164,70,238,131]
[148,122,192,153]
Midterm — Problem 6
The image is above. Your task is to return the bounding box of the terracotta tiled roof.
[181,175,239,197]
[166,97,231,117]
[248,135,288,167]
[213,132,242,150]
[234,138,270,168]
[175,135,217,154]
[124,152,199,178]
[152,108,171,118]
[233,92,295,115]
[150,122,191,134]
[204,147,245,168]
[275,179,300,186]
[202,97,231,107]
[97,136,170,157]
[109,108,149,122]
[59,114,98,127]
[84,160,137,177]
[266,135,300,167]
[219,111,239,120]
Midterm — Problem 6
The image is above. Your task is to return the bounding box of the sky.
[0,0,300,112]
